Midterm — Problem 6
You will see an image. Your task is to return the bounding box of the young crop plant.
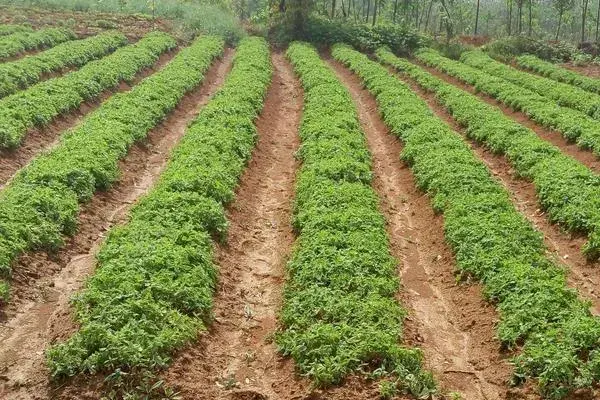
[461,50,600,119]
[517,54,600,95]
[333,44,600,399]
[0,35,224,304]
[0,31,176,148]
[45,36,271,378]
[415,48,600,157]
[0,31,128,98]
[281,42,437,398]
[0,27,74,59]
[0,24,33,36]
[378,48,600,260]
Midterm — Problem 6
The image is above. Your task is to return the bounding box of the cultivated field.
[3,11,600,400]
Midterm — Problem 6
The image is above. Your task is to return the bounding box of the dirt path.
[325,57,511,399]
[0,49,235,400]
[396,70,600,316]
[162,52,307,400]
[413,59,600,173]
[0,50,178,189]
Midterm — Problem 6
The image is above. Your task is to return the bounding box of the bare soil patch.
[0,5,172,39]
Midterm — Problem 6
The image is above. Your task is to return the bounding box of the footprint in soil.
[229,390,268,400]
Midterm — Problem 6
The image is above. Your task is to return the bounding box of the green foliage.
[0,35,223,303]
[380,47,600,261]
[415,48,600,159]
[273,15,429,55]
[461,50,600,120]
[0,26,74,59]
[0,24,33,36]
[517,54,600,96]
[484,36,579,62]
[46,37,271,377]
[0,31,175,148]
[0,31,127,98]
[280,42,437,398]
[334,43,600,399]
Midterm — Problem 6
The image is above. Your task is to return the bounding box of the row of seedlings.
[516,54,600,95]
[281,42,436,398]
[415,48,600,156]
[46,37,271,379]
[0,27,74,59]
[0,24,33,36]
[461,50,600,119]
[378,48,600,259]
[333,44,600,399]
[0,35,224,301]
[0,31,176,148]
[0,30,128,98]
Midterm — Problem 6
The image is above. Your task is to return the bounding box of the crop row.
[462,50,600,119]
[281,42,436,397]
[0,24,33,36]
[0,35,224,303]
[0,31,128,98]
[415,48,600,156]
[46,36,271,378]
[378,48,600,260]
[516,54,600,95]
[0,31,175,149]
[333,44,600,399]
[0,27,74,59]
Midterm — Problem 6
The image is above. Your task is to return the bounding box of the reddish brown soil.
[0,49,235,400]
[0,49,177,189]
[413,59,600,172]
[0,5,172,39]
[161,51,310,400]
[561,62,600,78]
[397,65,600,308]
[326,57,513,399]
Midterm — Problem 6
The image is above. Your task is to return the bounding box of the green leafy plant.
[279,41,437,398]
[379,48,600,261]
[0,30,127,98]
[516,54,600,95]
[415,48,600,158]
[0,24,33,36]
[461,50,600,120]
[0,34,222,303]
[334,43,600,399]
[46,37,271,379]
[0,30,175,148]
[0,27,74,59]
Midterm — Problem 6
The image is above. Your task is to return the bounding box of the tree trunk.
[393,0,399,22]
[556,9,563,40]
[366,0,371,22]
[331,0,336,18]
[528,0,533,36]
[424,0,434,32]
[508,0,513,35]
[372,0,377,25]
[596,0,600,43]
[475,0,481,34]
[583,0,589,43]
[518,2,523,33]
